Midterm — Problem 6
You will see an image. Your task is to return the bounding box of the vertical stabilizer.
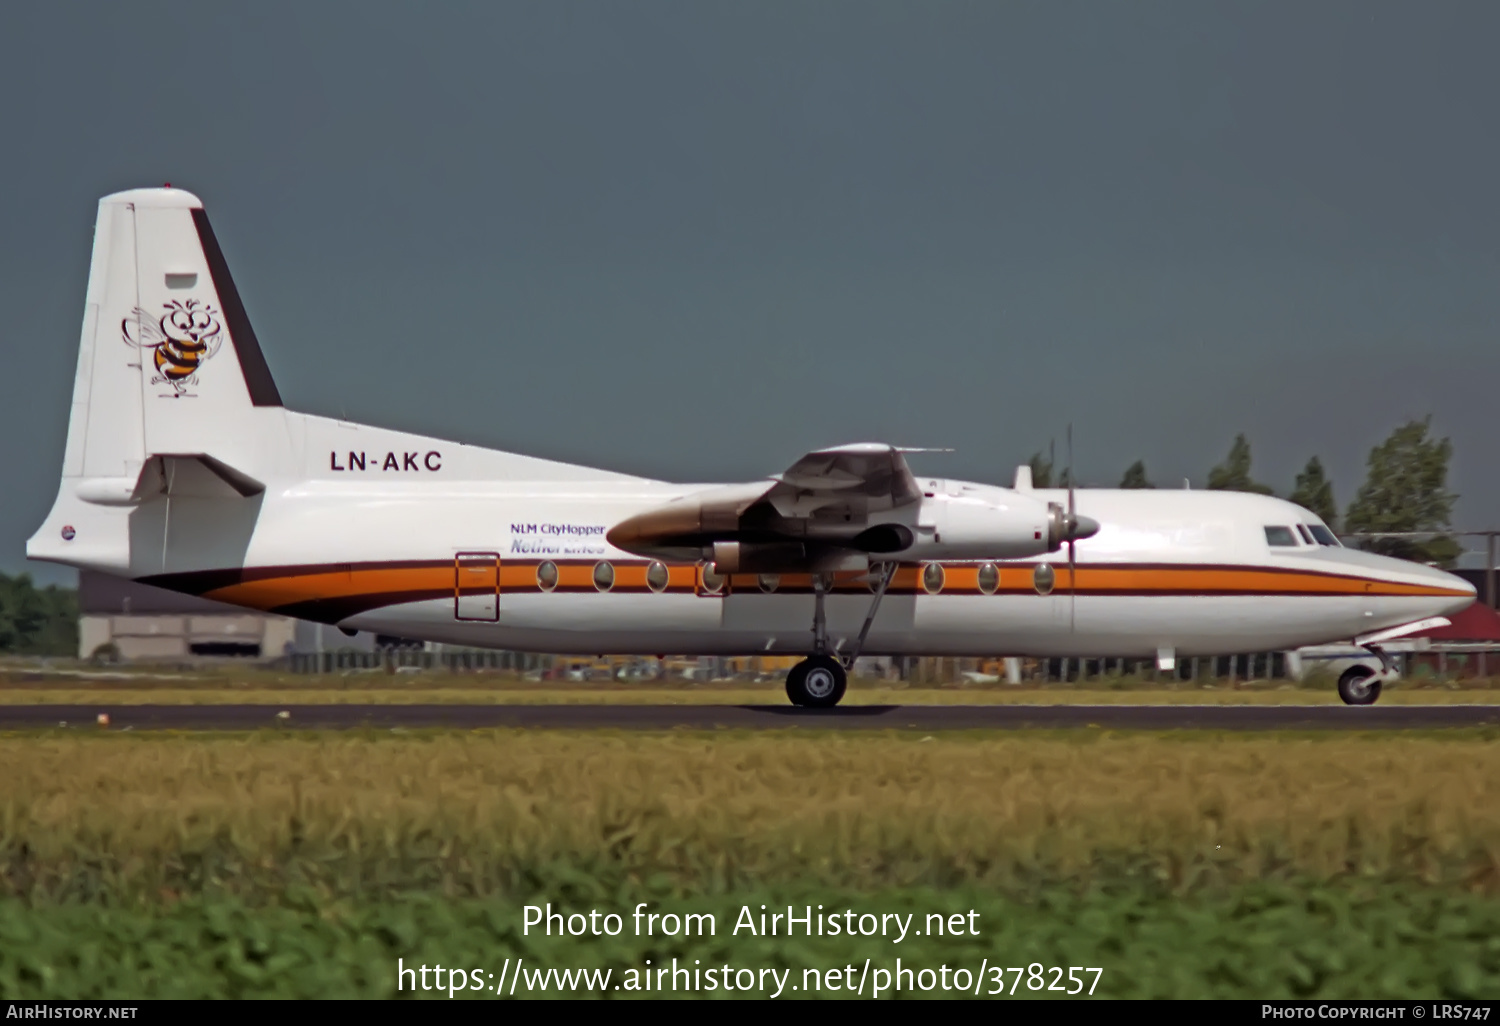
[62,187,282,493]
[29,188,285,571]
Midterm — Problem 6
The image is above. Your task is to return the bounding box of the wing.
[764,443,923,519]
[120,307,165,348]
[606,443,925,570]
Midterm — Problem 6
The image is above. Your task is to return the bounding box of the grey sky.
[3,2,1498,584]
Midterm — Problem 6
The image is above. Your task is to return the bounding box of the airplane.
[26,187,1477,708]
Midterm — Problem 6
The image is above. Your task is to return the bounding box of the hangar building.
[77,570,373,661]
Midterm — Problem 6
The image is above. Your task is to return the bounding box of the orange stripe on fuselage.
[1057,566,1464,597]
[189,559,1469,614]
[203,565,451,609]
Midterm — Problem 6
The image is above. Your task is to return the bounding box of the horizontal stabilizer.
[155,454,265,498]
[76,454,264,506]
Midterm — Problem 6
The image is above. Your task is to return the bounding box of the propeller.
[1061,425,1101,628]
[1042,428,1099,631]
[1067,425,1076,631]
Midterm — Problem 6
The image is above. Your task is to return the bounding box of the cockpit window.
[1264,526,1298,547]
[1296,525,1314,545]
[1308,524,1340,547]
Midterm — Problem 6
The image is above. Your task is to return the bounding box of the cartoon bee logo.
[121,299,224,397]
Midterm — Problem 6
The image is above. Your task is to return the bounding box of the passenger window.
[1308,525,1340,547]
[1264,526,1297,547]
[758,573,780,593]
[700,563,726,594]
[536,560,559,592]
[922,563,945,594]
[977,563,1000,595]
[592,561,615,591]
[646,561,669,593]
[1033,563,1055,595]
[1296,525,1314,545]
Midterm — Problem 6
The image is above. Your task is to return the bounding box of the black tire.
[785,661,809,706]
[1337,666,1382,706]
[786,655,847,708]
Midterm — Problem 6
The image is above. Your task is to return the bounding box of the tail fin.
[68,188,280,487]
[30,187,283,570]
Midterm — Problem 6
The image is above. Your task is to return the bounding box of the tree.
[1289,457,1338,529]
[1344,417,1459,566]
[1207,434,1273,495]
[1119,460,1154,489]
[1027,449,1053,489]
[0,573,77,655]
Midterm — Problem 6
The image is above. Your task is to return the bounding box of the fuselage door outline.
[454,552,500,622]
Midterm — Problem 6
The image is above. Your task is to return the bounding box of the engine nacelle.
[709,540,808,573]
[895,492,1056,561]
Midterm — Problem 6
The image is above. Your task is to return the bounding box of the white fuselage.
[327,483,1477,659]
[34,444,1466,661]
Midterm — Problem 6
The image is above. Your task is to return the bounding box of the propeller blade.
[1067,424,1074,512]
[1067,424,1076,631]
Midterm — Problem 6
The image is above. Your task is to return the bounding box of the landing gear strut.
[785,564,897,708]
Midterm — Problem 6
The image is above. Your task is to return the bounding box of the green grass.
[1,730,1496,998]
[2,883,1496,998]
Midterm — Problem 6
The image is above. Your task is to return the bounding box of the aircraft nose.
[1408,561,1476,616]
[1323,546,1477,620]
[1439,571,1478,616]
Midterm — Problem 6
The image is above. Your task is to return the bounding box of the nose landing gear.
[1338,642,1391,706]
[1337,666,1382,705]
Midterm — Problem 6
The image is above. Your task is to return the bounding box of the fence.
[1008,653,1289,684]
[279,649,1300,682]
[283,649,544,674]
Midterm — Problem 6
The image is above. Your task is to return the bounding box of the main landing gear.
[786,654,847,708]
[785,563,897,708]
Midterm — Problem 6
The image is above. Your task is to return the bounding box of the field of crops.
[0,730,1496,997]
[1,732,1498,894]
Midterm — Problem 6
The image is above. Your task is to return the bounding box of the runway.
[4,703,1499,731]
